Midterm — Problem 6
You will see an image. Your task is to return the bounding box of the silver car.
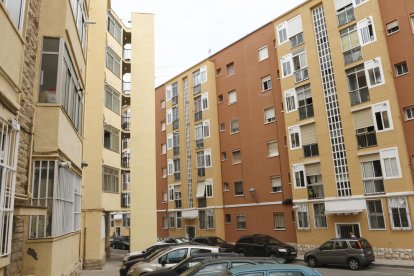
[127,244,220,276]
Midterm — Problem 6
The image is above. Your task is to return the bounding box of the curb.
[294,258,414,270]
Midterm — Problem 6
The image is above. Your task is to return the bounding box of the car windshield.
[267,237,282,245]
[209,237,226,245]
[146,247,170,261]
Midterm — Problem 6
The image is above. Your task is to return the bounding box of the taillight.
[357,241,363,251]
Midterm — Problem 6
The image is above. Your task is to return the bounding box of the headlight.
[278,248,287,253]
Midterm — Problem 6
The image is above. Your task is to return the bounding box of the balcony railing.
[308,184,324,199]
[349,86,369,106]
[356,128,377,149]
[174,172,181,182]
[294,68,309,83]
[364,179,385,195]
[123,48,131,61]
[173,146,180,156]
[122,116,131,131]
[303,143,319,158]
[290,32,304,48]
[122,154,130,168]
[123,81,131,95]
[198,167,205,177]
[194,111,202,122]
[196,139,204,149]
[193,84,201,95]
[298,103,314,120]
[173,120,179,130]
[337,5,355,26]
[121,192,130,208]
[343,46,362,65]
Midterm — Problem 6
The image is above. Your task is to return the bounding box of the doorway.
[186,226,196,240]
[335,223,360,238]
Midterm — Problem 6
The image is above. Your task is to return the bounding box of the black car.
[234,234,296,261]
[144,253,240,276]
[110,236,130,250]
[192,236,235,252]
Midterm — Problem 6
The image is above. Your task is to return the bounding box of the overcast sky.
[112,0,305,86]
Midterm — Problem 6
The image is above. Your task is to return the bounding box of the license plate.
[291,251,296,254]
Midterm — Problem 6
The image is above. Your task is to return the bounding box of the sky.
[111,0,306,86]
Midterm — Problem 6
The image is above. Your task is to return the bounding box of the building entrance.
[186,226,196,240]
[336,223,360,238]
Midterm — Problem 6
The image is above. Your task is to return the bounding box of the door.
[186,225,196,240]
[317,240,335,264]
[336,224,360,238]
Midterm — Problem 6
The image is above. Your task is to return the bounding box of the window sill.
[0,256,10,268]
[228,102,238,106]
[368,228,387,231]
[264,120,276,125]
[261,88,271,93]
[230,131,239,135]
[270,191,282,194]
[232,162,242,165]
[234,194,244,197]
[268,154,279,158]
[396,72,409,77]
[273,228,286,231]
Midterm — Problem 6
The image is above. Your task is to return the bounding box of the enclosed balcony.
[337,4,355,26]
[364,179,385,195]
[196,139,204,149]
[344,46,362,65]
[298,103,314,120]
[122,152,130,168]
[303,143,319,158]
[294,67,309,83]
[290,32,304,48]
[121,192,130,208]
[307,174,324,199]
[122,115,131,131]
[356,126,377,149]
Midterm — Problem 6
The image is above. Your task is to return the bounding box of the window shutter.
[288,15,303,38]
[196,181,206,198]
[353,108,374,129]
[271,177,281,188]
[300,124,317,145]
[334,0,353,10]
[304,163,321,176]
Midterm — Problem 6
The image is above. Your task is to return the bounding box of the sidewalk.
[296,254,414,269]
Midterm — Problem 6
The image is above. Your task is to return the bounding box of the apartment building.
[275,0,414,257]
[155,23,296,244]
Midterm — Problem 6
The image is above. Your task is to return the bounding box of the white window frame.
[273,213,285,230]
[404,106,414,121]
[366,199,386,230]
[292,163,306,189]
[411,14,414,34]
[165,85,172,101]
[357,16,376,46]
[3,0,26,31]
[176,211,182,229]
[284,89,297,113]
[353,0,368,7]
[261,75,272,92]
[202,120,210,139]
[166,108,172,125]
[167,159,174,175]
[258,45,269,61]
[372,101,393,132]
[161,121,166,132]
[386,20,399,35]
[387,197,412,230]
[200,65,208,83]
[206,210,214,229]
[226,62,235,76]
[162,167,167,178]
[395,62,409,77]
[197,149,212,169]
[267,141,279,157]
[161,143,167,155]
[102,166,119,192]
[162,216,168,229]
[280,54,293,78]
[168,185,174,201]
[276,21,288,45]
[169,212,175,228]
[270,176,282,193]
[228,90,237,105]
[380,147,402,179]
[232,150,241,164]
[236,214,246,230]
[264,107,276,124]
[106,47,121,77]
[230,119,239,134]
[296,203,310,230]
[205,179,213,198]
[160,99,166,109]
[364,58,384,88]
[167,133,173,149]
[201,92,209,111]
[288,125,301,150]
[313,203,327,229]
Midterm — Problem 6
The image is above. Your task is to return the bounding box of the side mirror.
[161,260,167,267]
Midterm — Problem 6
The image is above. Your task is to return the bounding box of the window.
[218,94,223,103]
[221,152,227,161]
[199,210,206,229]
[226,62,235,76]
[346,64,369,105]
[313,203,327,228]
[366,200,385,230]
[296,203,309,229]
[258,46,269,61]
[261,75,272,91]
[160,99,166,109]
[292,164,306,188]
[195,120,210,141]
[288,15,304,48]
[297,84,313,119]
[197,149,212,169]
[107,13,122,43]
[161,121,166,131]
[354,0,367,6]
[411,14,414,33]
[386,20,399,35]
[234,181,244,196]
[223,182,229,191]
[228,90,237,104]
[336,2,355,26]
[230,119,239,134]
[267,141,279,157]
[284,89,297,112]
[106,47,121,77]
[372,101,393,132]
[273,213,285,229]
[194,96,202,121]
[277,22,288,45]
[165,85,172,101]
[39,38,84,134]
[162,216,168,229]
[236,214,246,230]
[201,92,209,110]
[404,106,414,120]
[380,148,401,179]
[288,126,301,150]
[193,69,201,94]
[200,65,208,83]
[162,167,167,178]
[166,108,172,125]
[232,150,241,164]
[2,0,26,30]
[30,160,82,238]
[169,212,175,228]
[361,160,384,194]
[219,123,225,132]
[162,191,168,203]
[72,0,88,50]
[105,85,120,114]
[292,50,308,83]
[122,213,130,227]
[216,68,222,77]
[168,185,174,201]
[207,210,214,229]
[357,17,376,45]
[264,107,276,123]
[176,211,182,229]
[0,119,19,255]
[103,124,119,152]
[280,54,293,78]
[395,62,408,76]
[364,58,384,88]
[102,166,119,192]
[388,197,411,230]
[225,214,231,223]
[271,176,282,193]
[161,144,166,155]
[205,179,213,198]
[340,25,362,65]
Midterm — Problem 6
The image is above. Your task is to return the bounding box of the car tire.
[122,244,126,250]
[348,258,360,270]
[269,253,278,258]
[307,256,318,268]
[238,251,246,256]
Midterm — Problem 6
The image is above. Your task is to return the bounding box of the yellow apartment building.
[275,0,414,258]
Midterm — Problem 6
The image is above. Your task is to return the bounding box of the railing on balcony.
[172,120,179,130]
[123,81,131,95]
[198,167,205,177]
[196,139,204,149]
[175,199,182,209]
[299,103,314,120]
[122,139,130,151]
[303,143,319,158]
[343,46,362,65]
[194,111,202,122]
[290,32,304,48]
[294,68,309,83]
[122,116,131,131]
[193,84,201,95]
[364,178,385,194]
[308,184,324,199]
[337,5,355,26]
[349,86,369,106]
[173,146,180,156]
[356,127,377,149]
[123,48,131,61]
[172,95,178,105]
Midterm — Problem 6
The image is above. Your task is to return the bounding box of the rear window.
[359,239,372,249]
[349,239,372,249]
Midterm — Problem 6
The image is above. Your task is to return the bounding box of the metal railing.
[298,103,314,120]
[173,146,180,156]
[294,68,309,83]
[349,86,369,106]
[303,143,319,158]
[123,82,131,95]
[343,46,362,65]
[122,116,131,131]
[196,139,204,149]
[364,179,385,194]
[193,84,201,95]
[290,32,304,48]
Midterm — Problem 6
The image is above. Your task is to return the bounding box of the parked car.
[220,264,322,276]
[304,238,375,270]
[192,236,235,252]
[155,237,189,245]
[111,236,130,250]
[234,233,297,261]
[144,253,241,276]
[123,244,172,264]
[120,246,172,276]
[127,244,220,276]
[180,257,283,276]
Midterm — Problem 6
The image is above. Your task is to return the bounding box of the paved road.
[80,249,125,276]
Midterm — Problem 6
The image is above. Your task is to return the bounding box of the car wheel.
[122,244,126,250]
[307,256,318,268]
[269,253,278,258]
[348,258,360,270]
[238,251,246,256]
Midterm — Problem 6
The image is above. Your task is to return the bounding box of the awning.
[325,199,366,215]
[196,181,206,198]
[181,209,198,219]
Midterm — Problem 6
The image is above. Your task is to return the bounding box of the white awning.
[181,209,198,219]
[325,199,366,215]
[334,0,353,10]
[196,181,206,198]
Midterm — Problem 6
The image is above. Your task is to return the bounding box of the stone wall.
[83,258,106,270]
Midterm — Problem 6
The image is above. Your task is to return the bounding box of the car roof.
[228,264,319,274]
[200,257,281,264]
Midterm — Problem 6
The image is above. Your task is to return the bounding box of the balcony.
[175,199,182,209]
[308,184,324,199]
[172,95,178,106]
[198,167,205,177]
[123,181,130,191]
[196,139,204,149]
[194,111,202,122]
[174,172,181,182]
[123,81,131,95]
[349,87,369,106]
[356,127,377,149]
[172,120,179,130]
[122,116,131,131]
[337,5,355,26]
[364,179,385,195]
[123,48,131,61]
[193,84,201,95]
[173,146,180,156]
[294,68,309,83]
[303,143,319,158]
[121,192,130,208]
[343,46,362,65]
[290,32,304,48]
[298,103,314,120]
[122,153,130,168]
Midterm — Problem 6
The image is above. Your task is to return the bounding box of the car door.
[253,237,267,257]
[332,240,349,265]
[317,241,334,264]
